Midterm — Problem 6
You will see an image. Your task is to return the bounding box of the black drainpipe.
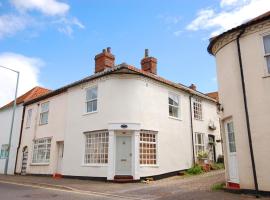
[189,95,196,166]
[14,105,25,174]
[236,29,259,197]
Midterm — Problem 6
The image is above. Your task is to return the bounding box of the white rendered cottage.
[15,48,222,181]
[0,87,50,174]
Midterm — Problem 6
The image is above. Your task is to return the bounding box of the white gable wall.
[0,104,23,174]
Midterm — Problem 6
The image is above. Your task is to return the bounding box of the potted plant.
[197,151,209,165]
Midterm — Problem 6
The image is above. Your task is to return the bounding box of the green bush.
[211,183,225,191]
[186,165,203,175]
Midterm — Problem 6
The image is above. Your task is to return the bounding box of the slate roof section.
[24,63,217,106]
[208,11,270,54]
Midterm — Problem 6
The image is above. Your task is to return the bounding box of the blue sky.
[0,0,269,106]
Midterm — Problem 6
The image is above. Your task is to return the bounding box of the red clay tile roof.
[206,92,219,101]
[24,64,217,106]
[0,86,51,110]
[208,11,270,54]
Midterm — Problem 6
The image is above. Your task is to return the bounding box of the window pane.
[266,56,270,73]
[263,35,270,54]
[86,87,97,101]
[140,130,157,165]
[32,138,51,163]
[26,109,32,128]
[41,102,49,112]
[227,122,236,153]
[84,131,109,164]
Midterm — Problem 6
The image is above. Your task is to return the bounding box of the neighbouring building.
[15,48,222,181]
[208,11,270,193]
[0,87,50,174]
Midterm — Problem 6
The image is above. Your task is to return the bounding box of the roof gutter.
[236,29,259,197]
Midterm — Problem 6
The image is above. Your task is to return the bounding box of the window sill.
[262,74,270,79]
[140,165,159,168]
[39,123,48,126]
[83,111,98,116]
[81,164,107,167]
[194,118,203,121]
[30,163,50,166]
[168,116,182,121]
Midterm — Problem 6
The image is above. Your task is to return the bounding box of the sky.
[1,0,270,106]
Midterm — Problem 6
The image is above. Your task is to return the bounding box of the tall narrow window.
[263,35,270,73]
[195,133,205,157]
[84,130,108,164]
[193,98,202,120]
[32,138,51,164]
[0,144,8,159]
[140,130,157,165]
[168,92,180,118]
[26,109,32,128]
[40,102,49,125]
[227,122,236,153]
[86,87,98,113]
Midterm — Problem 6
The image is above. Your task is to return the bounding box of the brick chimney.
[141,49,157,74]
[189,83,197,90]
[94,47,115,73]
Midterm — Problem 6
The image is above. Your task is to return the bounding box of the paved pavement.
[0,170,269,200]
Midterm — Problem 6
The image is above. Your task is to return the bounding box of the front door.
[208,135,216,162]
[225,120,239,183]
[115,135,132,175]
[21,147,28,175]
[56,142,64,174]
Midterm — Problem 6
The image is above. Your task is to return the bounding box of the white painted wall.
[17,74,221,178]
[0,105,23,174]
[215,25,270,191]
[16,93,67,175]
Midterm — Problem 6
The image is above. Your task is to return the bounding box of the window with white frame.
[195,133,205,157]
[86,87,98,113]
[84,130,108,164]
[26,109,32,128]
[0,144,8,159]
[32,138,51,164]
[193,98,203,120]
[140,130,157,165]
[40,102,49,125]
[263,35,270,73]
[168,92,180,118]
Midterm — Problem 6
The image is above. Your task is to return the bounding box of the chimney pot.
[189,84,197,91]
[94,48,115,73]
[145,49,149,57]
[141,49,157,74]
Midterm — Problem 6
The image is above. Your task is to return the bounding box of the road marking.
[0,180,146,200]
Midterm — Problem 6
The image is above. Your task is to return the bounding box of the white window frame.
[194,132,205,157]
[0,144,9,159]
[139,130,158,166]
[226,121,237,153]
[84,130,109,165]
[85,86,98,114]
[262,34,270,74]
[193,98,203,120]
[32,138,51,164]
[39,102,49,125]
[168,92,180,119]
[26,109,32,128]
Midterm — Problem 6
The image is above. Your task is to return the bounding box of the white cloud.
[187,0,270,36]
[173,30,183,37]
[0,14,31,39]
[11,0,69,16]
[158,14,182,25]
[0,52,43,107]
[55,17,85,37]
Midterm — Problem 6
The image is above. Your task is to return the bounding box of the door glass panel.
[227,122,236,153]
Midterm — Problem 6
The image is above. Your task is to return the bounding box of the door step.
[113,175,134,183]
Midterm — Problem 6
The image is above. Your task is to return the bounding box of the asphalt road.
[0,182,134,200]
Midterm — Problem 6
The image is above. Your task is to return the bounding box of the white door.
[21,147,28,175]
[115,135,132,175]
[56,142,64,174]
[225,121,239,183]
